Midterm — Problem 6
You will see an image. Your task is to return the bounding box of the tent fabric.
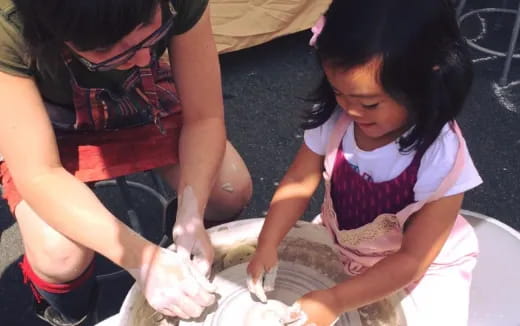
[209,0,332,53]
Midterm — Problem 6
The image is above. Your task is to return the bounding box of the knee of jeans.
[30,238,94,283]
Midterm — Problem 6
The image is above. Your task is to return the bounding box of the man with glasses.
[0,0,252,325]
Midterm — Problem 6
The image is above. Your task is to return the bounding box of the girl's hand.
[246,245,279,302]
[294,289,342,326]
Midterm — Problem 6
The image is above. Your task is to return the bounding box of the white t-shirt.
[304,110,482,201]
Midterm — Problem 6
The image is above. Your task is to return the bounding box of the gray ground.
[1,14,520,326]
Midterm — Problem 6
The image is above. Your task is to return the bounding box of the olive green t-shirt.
[0,0,208,107]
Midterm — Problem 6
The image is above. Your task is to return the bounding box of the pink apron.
[317,113,479,325]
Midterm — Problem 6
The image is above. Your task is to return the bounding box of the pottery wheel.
[179,261,361,326]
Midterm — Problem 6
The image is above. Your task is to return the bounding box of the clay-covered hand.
[292,289,342,326]
[129,246,216,319]
[172,215,214,277]
[246,246,279,302]
[244,301,308,326]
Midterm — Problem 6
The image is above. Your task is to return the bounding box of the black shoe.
[34,299,89,326]
[31,276,100,326]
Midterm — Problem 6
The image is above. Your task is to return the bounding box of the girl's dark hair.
[303,0,473,152]
[13,0,160,70]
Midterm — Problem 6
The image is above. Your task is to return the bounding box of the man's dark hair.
[13,0,160,70]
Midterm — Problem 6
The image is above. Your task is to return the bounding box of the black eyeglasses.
[75,4,175,72]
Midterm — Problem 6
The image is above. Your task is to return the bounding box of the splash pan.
[117,219,420,326]
[180,261,359,325]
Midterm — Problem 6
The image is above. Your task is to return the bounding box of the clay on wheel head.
[244,300,289,326]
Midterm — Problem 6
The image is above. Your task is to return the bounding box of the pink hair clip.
[309,15,326,47]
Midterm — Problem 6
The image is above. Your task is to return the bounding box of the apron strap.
[324,112,351,176]
[429,122,466,201]
[138,60,161,109]
[396,121,466,226]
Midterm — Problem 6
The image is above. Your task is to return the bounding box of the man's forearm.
[176,118,226,219]
[18,168,157,270]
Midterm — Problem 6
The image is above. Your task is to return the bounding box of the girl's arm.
[167,6,225,271]
[247,143,322,301]
[298,193,464,325]
[0,71,157,270]
[257,143,324,252]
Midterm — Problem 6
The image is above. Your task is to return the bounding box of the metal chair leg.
[93,176,171,281]
[500,0,520,86]
[148,170,170,199]
[116,176,144,235]
[160,197,178,247]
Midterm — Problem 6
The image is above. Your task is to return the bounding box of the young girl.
[247,0,481,325]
